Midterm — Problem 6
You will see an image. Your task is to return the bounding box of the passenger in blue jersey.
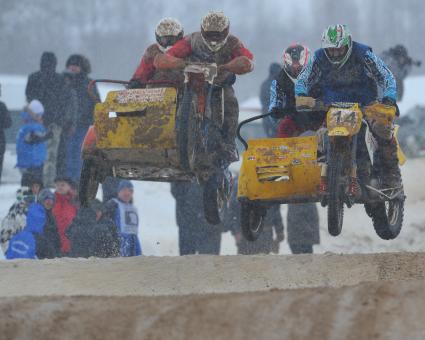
[16,100,51,183]
[295,24,401,188]
[105,180,141,257]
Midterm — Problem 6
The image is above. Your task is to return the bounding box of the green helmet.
[321,24,352,67]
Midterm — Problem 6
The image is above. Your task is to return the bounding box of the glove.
[296,96,316,111]
[269,107,285,119]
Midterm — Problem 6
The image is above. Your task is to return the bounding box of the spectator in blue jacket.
[16,100,51,183]
[105,180,141,257]
[6,188,61,259]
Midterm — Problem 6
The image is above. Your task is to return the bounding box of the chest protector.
[189,32,240,85]
[113,199,139,235]
[315,42,377,105]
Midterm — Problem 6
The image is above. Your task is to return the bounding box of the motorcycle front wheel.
[327,151,345,236]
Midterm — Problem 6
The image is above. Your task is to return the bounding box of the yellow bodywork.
[364,102,396,125]
[94,87,177,150]
[327,104,363,136]
[394,125,406,166]
[237,137,321,201]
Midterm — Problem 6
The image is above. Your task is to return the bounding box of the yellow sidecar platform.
[88,87,191,181]
[238,136,321,203]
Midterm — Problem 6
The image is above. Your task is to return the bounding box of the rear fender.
[81,125,97,155]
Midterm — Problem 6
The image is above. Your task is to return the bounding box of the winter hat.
[40,52,57,71]
[38,188,55,203]
[21,171,44,188]
[66,54,91,74]
[54,176,74,186]
[118,180,134,192]
[28,100,44,116]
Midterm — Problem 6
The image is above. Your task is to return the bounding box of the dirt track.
[1,253,425,339]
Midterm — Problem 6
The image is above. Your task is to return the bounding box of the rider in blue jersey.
[295,24,401,189]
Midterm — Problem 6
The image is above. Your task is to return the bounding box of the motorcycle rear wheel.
[203,174,227,225]
[366,196,404,240]
[177,88,195,171]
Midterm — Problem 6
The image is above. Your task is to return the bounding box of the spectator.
[63,54,100,182]
[381,44,421,101]
[0,84,12,183]
[287,203,320,254]
[0,173,43,253]
[260,63,282,137]
[52,176,78,255]
[171,182,222,255]
[16,100,50,183]
[6,188,61,259]
[66,199,120,258]
[26,52,71,187]
[105,180,141,257]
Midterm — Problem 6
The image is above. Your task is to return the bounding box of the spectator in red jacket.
[128,17,185,89]
[52,176,77,254]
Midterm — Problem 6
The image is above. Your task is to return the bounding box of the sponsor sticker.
[117,88,166,104]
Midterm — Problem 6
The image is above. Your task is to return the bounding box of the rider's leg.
[376,136,402,188]
[368,119,402,188]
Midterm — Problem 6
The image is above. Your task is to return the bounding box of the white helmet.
[201,11,230,52]
[155,18,184,51]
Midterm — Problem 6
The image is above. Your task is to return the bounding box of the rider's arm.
[268,80,284,116]
[153,38,192,70]
[219,44,254,75]
[295,54,321,97]
[130,53,155,85]
[364,50,397,103]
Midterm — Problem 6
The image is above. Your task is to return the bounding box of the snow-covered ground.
[1,146,424,259]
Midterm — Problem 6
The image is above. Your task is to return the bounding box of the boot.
[377,137,402,189]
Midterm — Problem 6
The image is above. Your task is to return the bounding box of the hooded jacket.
[25,52,70,127]
[6,203,45,259]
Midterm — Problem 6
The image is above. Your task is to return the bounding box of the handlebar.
[183,63,218,84]
[237,113,272,150]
